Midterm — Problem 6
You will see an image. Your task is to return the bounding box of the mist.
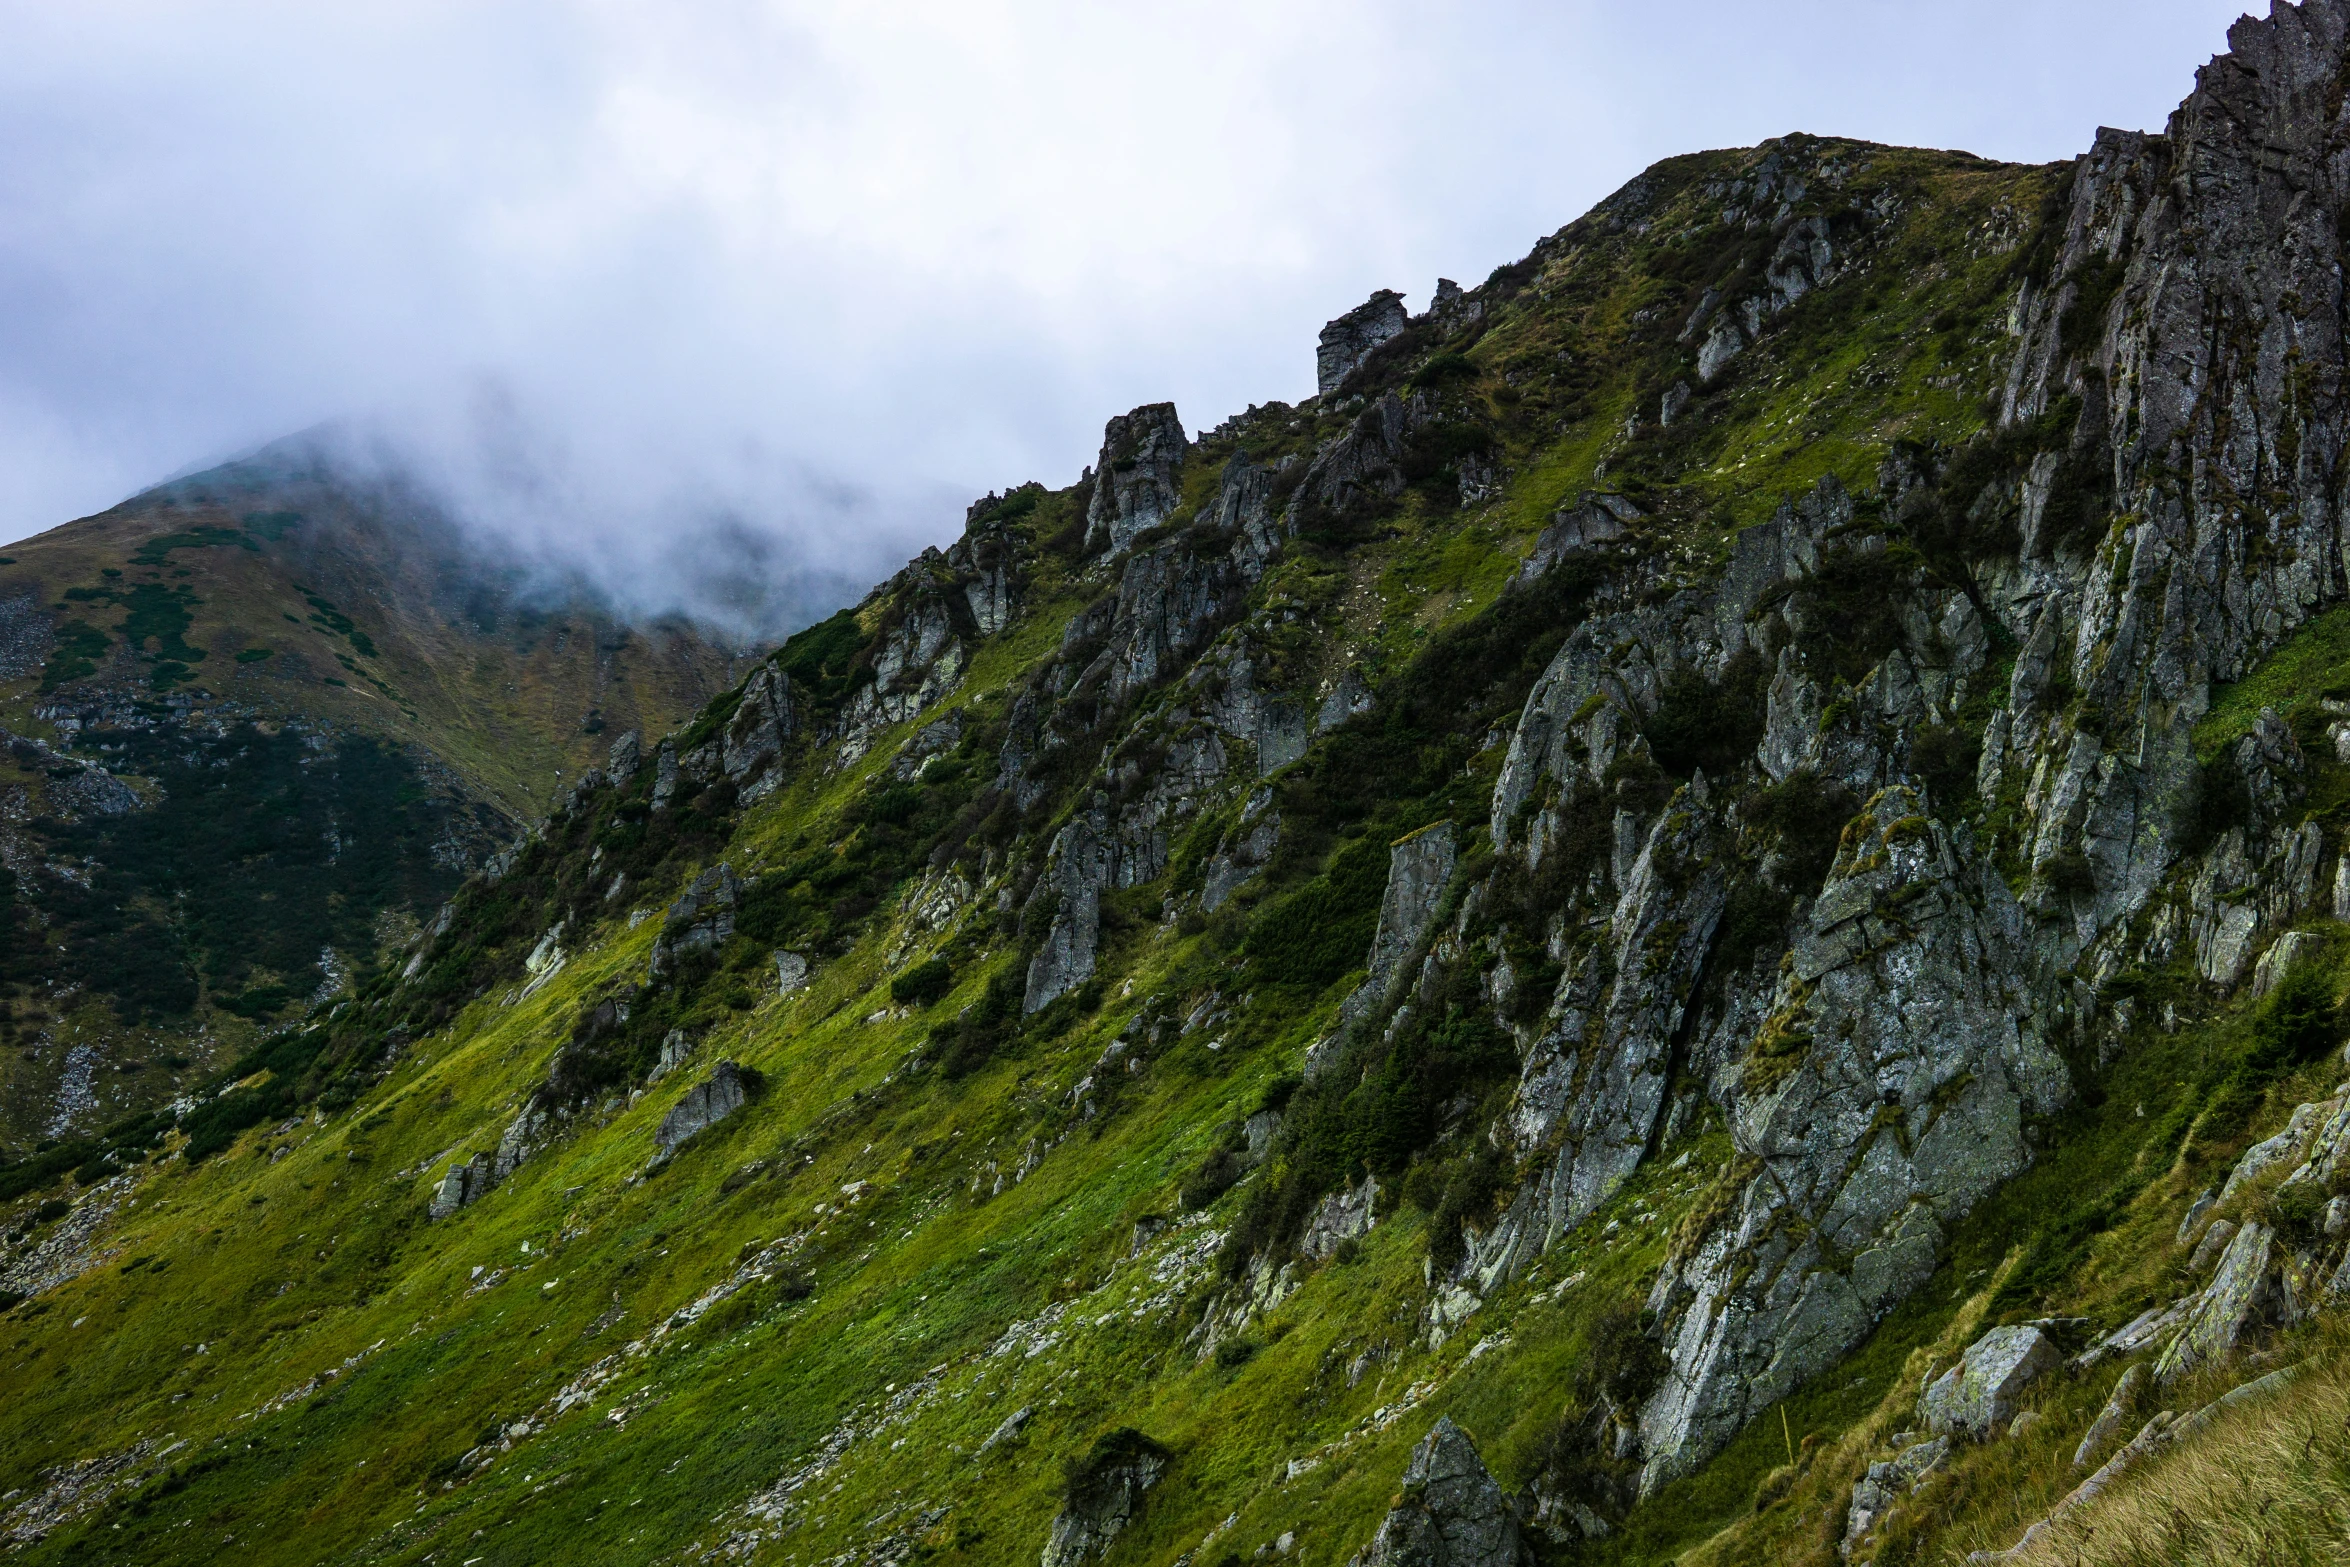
[0,0,2252,633]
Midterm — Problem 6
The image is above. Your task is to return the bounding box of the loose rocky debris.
[0,1172,136,1298]
[0,1437,175,1546]
[240,1339,386,1423]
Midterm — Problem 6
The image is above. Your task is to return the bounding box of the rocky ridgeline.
[421,2,2350,1534]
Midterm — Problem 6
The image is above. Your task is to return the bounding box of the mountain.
[11,7,2350,1566]
[0,443,761,1144]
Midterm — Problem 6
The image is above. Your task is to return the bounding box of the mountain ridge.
[9,7,2350,1565]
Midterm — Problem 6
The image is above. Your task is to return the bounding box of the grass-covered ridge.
[13,128,2337,1567]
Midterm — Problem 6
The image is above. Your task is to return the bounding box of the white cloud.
[0,0,2249,622]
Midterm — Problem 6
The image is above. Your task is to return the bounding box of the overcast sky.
[0,0,2254,624]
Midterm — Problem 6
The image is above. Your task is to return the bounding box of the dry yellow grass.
[2002,1326,2350,1567]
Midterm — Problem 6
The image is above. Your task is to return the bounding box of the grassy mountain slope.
[0,447,760,1147]
[4,97,2348,1567]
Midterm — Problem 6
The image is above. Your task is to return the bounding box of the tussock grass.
[2002,1322,2350,1567]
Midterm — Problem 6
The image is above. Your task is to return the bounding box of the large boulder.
[1041,1429,1169,1567]
[1918,1326,2061,1437]
[654,1061,756,1154]
[1349,1417,1524,1567]
[2156,1221,2287,1382]
[649,864,742,980]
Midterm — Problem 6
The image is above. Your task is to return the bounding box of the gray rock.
[1202,789,1279,913]
[773,951,810,994]
[649,864,742,980]
[1317,289,1409,395]
[2157,1221,2282,1382]
[1513,493,1640,588]
[654,1060,755,1154]
[1918,1326,2061,1438]
[651,739,681,810]
[1659,381,1692,426]
[645,1027,695,1084]
[1341,822,1458,1026]
[1347,1417,1524,1567]
[1842,1435,1948,1555]
[833,590,966,761]
[1301,1173,1377,1260]
[427,1154,493,1220]
[1084,403,1187,556]
[721,664,796,799]
[1640,790,2068,1490]
[1425,277,1483,334]
[2219,1099,2324,1202]
[2175,1188,2218,1246]
[2187,1218,2239,1273]
[1316,667,1376,732]
[1041,1430,1169,1567]
[978,1405,1032,1456]
[607,729,641,779]
[2073,1362,2146,1469]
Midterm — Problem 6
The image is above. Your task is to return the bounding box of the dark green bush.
[1061,1428,1172,1508]
[1646,648,1770,779]
[1577,1302,1669,1408]
[890,957,955,1008]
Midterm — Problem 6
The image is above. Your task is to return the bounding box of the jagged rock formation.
[1085,404,1188,557]
[1347,1417,1524,1567]
[34,13,2350,1566]
[1319,290,1410,395]
[649,865,741,980]
[654,1061,755,1155]
[1040,1429,1168,1566]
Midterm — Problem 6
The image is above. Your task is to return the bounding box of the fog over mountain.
[0,0,2244,631]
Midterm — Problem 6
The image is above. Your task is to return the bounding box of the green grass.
[0,133,2254,1567]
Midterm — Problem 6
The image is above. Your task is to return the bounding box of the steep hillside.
[0,445,760,1145]
[13,9,2350,1567]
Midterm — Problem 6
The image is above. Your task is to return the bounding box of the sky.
[0,0,2257,630]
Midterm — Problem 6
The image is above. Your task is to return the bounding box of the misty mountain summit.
[16,6,2350,1566]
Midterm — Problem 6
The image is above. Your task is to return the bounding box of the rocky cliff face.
[17,14,2350,1567]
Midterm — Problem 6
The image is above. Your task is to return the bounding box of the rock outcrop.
[1085,404,1187,557]
[654,1061,755,1155]
[1319,289,1410,395]
[650,865,742,980]
[1340,821,1459,1026]
[1348,1417,1524,1567]
[1635,790,2068,1488]
[720,664,796,800]
[1041,1429,1169,1567]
